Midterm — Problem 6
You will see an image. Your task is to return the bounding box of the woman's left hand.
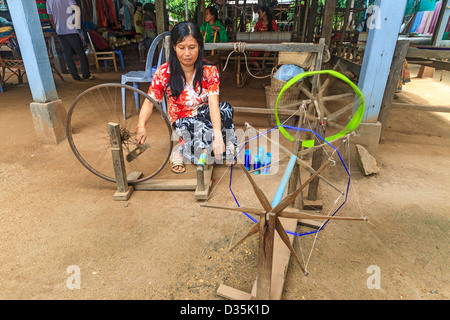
[212,138,225,160]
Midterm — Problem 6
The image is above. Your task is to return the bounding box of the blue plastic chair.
[121,31,170,119]
[114,50,125,70]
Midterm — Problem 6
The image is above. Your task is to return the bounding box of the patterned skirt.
[172,102,238,164]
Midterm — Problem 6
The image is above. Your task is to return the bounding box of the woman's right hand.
[135,126,147,145]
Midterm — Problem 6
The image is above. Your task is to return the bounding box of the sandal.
[171,155,185,174]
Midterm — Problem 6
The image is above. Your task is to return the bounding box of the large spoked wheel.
[66,83,173,184]
[275,70,365,148]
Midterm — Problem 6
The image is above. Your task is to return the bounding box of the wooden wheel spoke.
[326,100,354,122]
[318,76,333,97]
[229,221,260,252]
[316,98,331,117]
[201,204,263,215]
[320,92,354,102]
[274,217,306,274]
[299,85,314,100]
[278,210,368,221]
[327,120,348,131]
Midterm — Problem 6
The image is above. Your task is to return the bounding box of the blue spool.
[258,146,265,167]
[253,154,261,175]
[262,152,272,175]
[244,149,251,171]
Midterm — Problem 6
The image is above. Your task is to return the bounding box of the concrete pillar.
[30,100,67,145]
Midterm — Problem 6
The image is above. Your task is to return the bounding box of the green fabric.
[275,70,365,148]
[200,20,227,43]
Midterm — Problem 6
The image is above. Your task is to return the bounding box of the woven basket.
[265,85,300,126]
[278,51,310,68]
[270,75,303,91]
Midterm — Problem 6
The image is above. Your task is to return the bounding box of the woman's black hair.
[260,6,274,31]
[135,2,142,13]
[169,21,211,100]
[206,5,219,23]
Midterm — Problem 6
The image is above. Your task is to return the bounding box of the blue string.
[228,125,351,238]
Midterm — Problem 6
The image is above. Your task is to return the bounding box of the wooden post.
[155,0,168,33]
[288,122,304,209]
[337,0,352,56]
[378,39,410,140]
[197,0,205,29]
[108,123,133,201]
[321,0,337,47]
[306,0,319,43]
[307,122,325,201]
[301,0,310,42]
[256,212,275,300]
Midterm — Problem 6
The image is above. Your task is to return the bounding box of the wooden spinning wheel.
[203,149,367,300]
[275,70,365,149]
[66,83,173,185]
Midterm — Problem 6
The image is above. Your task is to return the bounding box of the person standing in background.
[142,2,157,51]
[46,0,94,81]
[134,2,145,62]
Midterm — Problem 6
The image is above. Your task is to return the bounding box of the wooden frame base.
[108,122,214,202]
[113,164,214,201]
[216,217,297,300]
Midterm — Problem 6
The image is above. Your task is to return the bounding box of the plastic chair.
[114,50,125,70]
[121,31,170,119]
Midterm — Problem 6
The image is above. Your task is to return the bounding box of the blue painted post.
[6,0,57,102]
[357,0,408,122]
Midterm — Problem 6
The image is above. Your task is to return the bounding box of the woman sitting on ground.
[135,21,237,174]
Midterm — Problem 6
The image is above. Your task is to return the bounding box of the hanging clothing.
[121,0,134,31]
[96,0,118,28]
[416,11,431,34]
[425,0,443,35]
[410,11,423,33]
[423,10,434,35]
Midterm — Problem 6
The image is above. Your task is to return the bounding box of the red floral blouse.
[147,62,220,123]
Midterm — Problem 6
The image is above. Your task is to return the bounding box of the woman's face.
[174,35,199,68]
[259,10,266,19]
[205,9,213,23]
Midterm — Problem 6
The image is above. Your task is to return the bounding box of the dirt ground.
[0,57,449,301]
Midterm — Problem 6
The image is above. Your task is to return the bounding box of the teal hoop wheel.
[275,70,365,147]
